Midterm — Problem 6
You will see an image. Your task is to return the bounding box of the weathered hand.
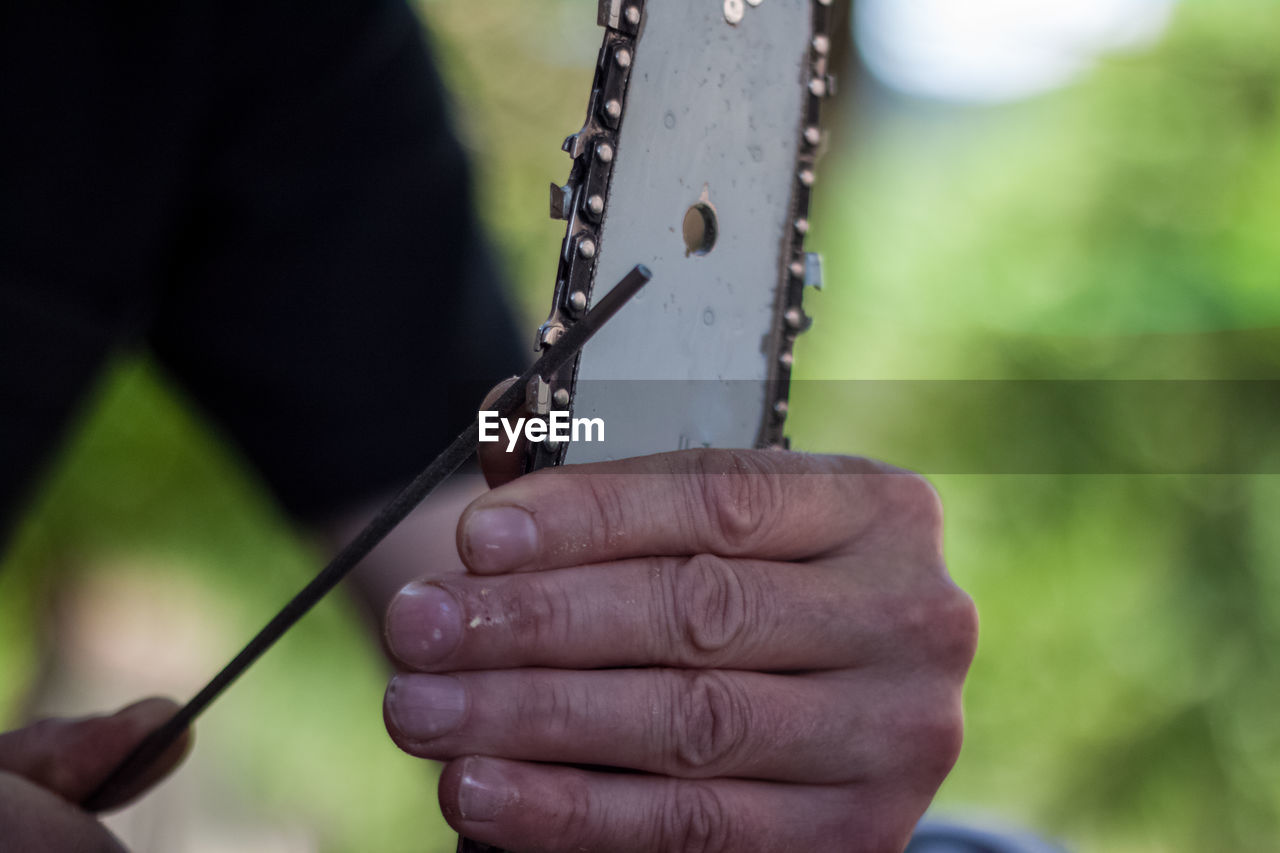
[383,450,977,852]
[0,698,191,852]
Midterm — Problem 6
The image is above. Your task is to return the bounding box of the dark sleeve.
[0,1,210,537]
[0,0,526,536]
[147,0,527,522]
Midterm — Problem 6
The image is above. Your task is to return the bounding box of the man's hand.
[0,698,191,852]
[382,450,977,852]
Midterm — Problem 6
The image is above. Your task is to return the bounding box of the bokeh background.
[3,0,1279,850]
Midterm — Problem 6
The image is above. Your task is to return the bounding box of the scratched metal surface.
[566,0,812,463]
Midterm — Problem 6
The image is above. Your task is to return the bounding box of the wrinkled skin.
[383,448,978,853]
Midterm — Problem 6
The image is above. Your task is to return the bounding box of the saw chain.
[463,1,833,850]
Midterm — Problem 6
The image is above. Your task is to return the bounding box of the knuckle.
[659,782,734,853]
[502,578,573,652]
[882,470,944,536]
[891,590,941,650]
[905,697,966,785]
[668,554,752,662]
[546,769,597,846]
[858,464,944,551]
[669,671,752,776]
[693,450,780,554]
[581,475,633,551]
[512,675,578,741]
[891,582,979,672]
[841,462,947,575]
[937,586,980,671]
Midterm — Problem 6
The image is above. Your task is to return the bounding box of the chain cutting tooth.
[804,253,824,290]
[538,320,566,348]
[549,183,573,220]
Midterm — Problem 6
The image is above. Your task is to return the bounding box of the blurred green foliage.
[3,1,1279,851]
[790,3,1280,851]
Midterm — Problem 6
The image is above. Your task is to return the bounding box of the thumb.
[0,698,193,812]
[477,377,527,488]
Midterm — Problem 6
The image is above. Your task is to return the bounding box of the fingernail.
[386,674,468,741]
[463,506,538,573]
[385,583,463,668]
[457,757,518,823]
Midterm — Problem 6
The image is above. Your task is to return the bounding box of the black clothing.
[0,0,524,537]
